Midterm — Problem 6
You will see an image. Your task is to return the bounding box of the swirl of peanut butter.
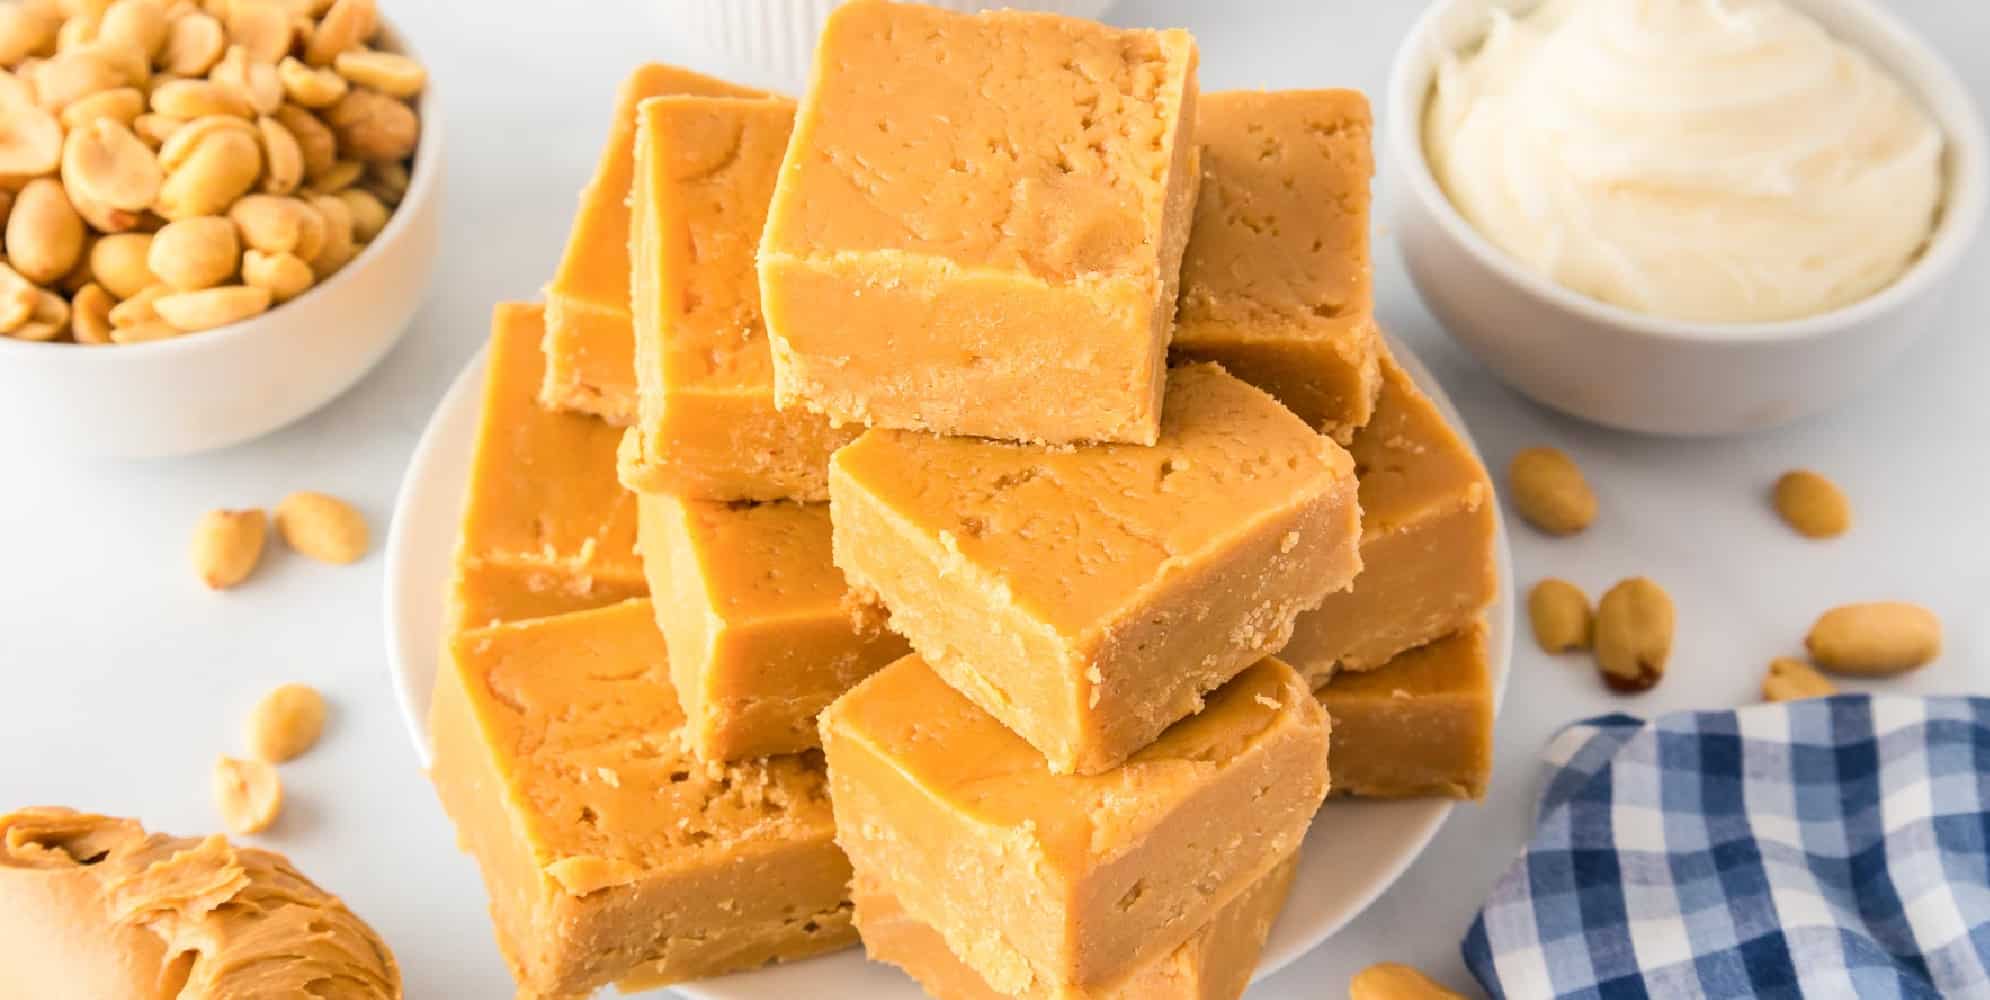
[0,807,401,1000]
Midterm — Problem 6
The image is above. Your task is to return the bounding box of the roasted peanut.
[57,234,94,290]
[1349,963,1466,1000]
[52,13,97,55]
[1762,657,1837,703]
[274,53,340,106]
[212,754,282,834]
[60,116,161,210]
[159,9,223,75]
[8,288,67,340]
[106,279,164,325]
[191,506,265,587]
[0,262,39,332]
[149,76,249,117]
[107,315,177,341]
[273,100,332,174]
[155,110,250,167]
[130,110,181,146]
[210,43,280,114]
[245,682,326,762]
[359,156,402,204]
[147,213,236,288]
[1593,577,1673,693]
[69,280,111,342]
[301,154,355,193]
[240,246,306,300]
[1773,469,1849,540]
[300,0,369,66]
[0,5,61,66]
[303,189,348,275]
[154,121,258,217]
[89,229,152,296]
[1528,578,1592,654]
[1509,446,1597,536]
[152,281,264,329]
[0,99,65,179]
[31,46,123,110]
[227,191,310,251]
[8,177,84,283]
[323,85,411,160]
[1806,602,1941,676]
[332,47,418,98]
[254,112,298,192]
[275,489,365,563]
[95,0,167,59]
[224,0,290,63]
[56,84,140,128]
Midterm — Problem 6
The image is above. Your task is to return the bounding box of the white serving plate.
[383,335,1515,998]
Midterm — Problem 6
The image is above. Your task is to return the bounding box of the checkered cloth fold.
[1463,695,1990,999]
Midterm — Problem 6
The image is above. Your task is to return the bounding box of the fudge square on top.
[1171,89,1381,445]
[829,362,1361,775]
[758,0,1202,446]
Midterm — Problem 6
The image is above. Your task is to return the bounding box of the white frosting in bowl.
[1423,0,1945,325]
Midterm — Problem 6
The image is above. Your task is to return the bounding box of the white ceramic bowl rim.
[1388,0,1988,346]
[0,15,440,363]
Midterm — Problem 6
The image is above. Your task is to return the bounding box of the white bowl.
[1388,0,1987,437]
[663,0,1120,93]
[0,22,441,461]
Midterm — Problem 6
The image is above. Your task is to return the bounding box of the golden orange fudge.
[542,64,767,424]
[429,600,854,997]
[853,853,1298,1000]
[0,807,400,999]
[759,0,1201,446]
[831,362,1360,775]
[450,303,645,633]
[1172,89,1380,444]
[622,95,857,501]
[637,493,909,761]
[1315,624,1494,799]
[1280,352,1496,684]
[820,655,1328,995]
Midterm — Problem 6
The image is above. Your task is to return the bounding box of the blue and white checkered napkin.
[1462,696,1990,999]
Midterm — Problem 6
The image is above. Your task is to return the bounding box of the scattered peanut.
[275,489,366,563]
[1772,469,1849,539]
[0,0,419,343]
[1593,577,1673,693]
[1528,578,1592,654]
[1806,602,1941,676]
[212,754,282,834]
[1349,962,1466,1000]
[191,506,266,588]
[1509,446,1597,536]
[1762,657,1837,703]
[245,682,326,762]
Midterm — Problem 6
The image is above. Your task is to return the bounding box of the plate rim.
[381,333,1515,995]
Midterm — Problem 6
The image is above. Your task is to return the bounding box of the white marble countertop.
[3,1,1985,996]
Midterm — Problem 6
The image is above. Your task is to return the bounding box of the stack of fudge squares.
[427,2,1500,998]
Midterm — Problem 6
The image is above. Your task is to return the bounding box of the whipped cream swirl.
[1424,0,1945,324]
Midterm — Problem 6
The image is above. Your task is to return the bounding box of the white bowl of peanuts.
[0,0,438,459]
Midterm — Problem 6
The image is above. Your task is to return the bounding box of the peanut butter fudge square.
[621,95,858,501]
[830,362,1360,775]
[1280,350,1497,684]
[1171,89,1380,444]
[636,493,908,762]
[852,852,1298,1000]
[1316,624,1495,799]
[759,0,1201,446]
[450,303,646,632]
[542,64,766,424]
[821,654,1326,995]
[429,599,855,997]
